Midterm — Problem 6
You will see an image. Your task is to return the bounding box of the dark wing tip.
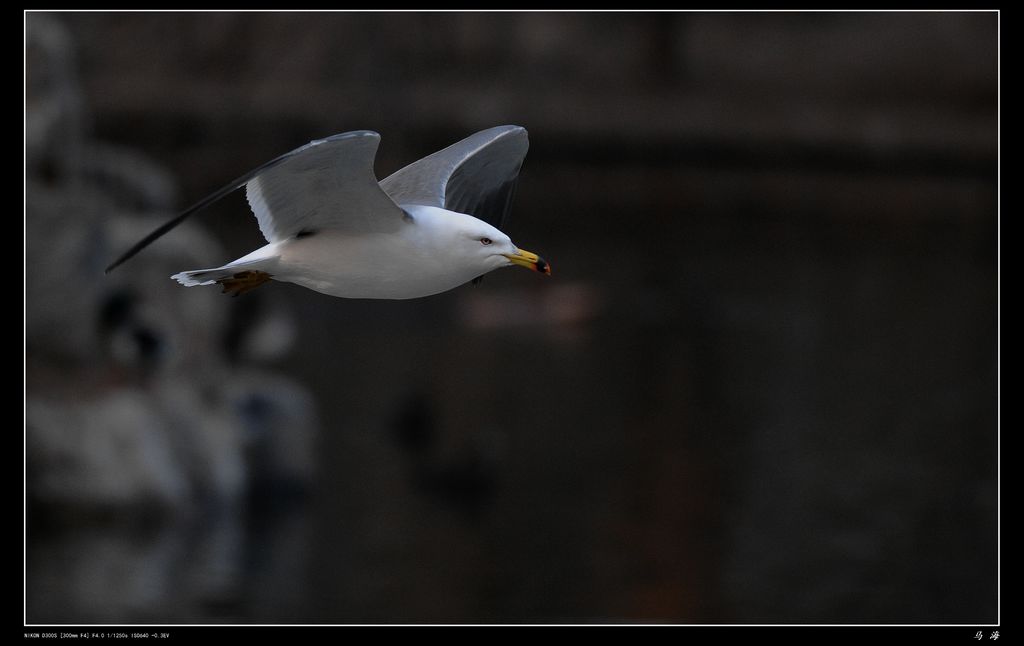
[103,204,200,274]
[104,238,154,274]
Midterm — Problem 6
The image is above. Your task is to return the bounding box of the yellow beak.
[504,248,551,275]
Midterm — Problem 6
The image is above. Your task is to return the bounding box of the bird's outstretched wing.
[247,131,405,242]
[106,130,404,273]
[379,125,528,233]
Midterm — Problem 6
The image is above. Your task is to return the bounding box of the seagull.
[105,125,549,298]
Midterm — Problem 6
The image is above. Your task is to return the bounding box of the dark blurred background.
[25,11,997,624]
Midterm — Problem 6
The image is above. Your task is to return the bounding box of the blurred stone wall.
[26,13,318,623]
[26,11,997,623]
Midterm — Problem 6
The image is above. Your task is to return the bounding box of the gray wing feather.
[106,130,404,272]
[247,131,404,242]
[379,125,528,232]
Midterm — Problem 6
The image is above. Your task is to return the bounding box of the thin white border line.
[22,7,28,634]
[20,623,1005,627]
[995,6,1000,629]
[20,8,1006,12]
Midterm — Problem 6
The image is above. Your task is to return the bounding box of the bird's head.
[407,205,550,279]
[457,217,550,277]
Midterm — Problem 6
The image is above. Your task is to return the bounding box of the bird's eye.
[480,237,493,245]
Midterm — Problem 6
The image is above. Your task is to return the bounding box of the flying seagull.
[106,125,549,298]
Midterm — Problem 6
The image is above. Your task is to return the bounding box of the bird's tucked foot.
[217,270,273,297]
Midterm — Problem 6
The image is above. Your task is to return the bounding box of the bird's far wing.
[379,125,528,232]
[105,130,404,273]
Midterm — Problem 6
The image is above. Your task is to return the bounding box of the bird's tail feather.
[171,267,224,286]
[172,263,274,296]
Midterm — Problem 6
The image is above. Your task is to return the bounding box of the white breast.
[271,209,483,299]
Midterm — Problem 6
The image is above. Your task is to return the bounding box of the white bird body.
[107,126,549,298]
[175,205,521,299]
